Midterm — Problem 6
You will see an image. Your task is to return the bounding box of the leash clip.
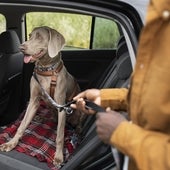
[59,100,76,115]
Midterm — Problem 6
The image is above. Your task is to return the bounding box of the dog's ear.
[48,29,65,58]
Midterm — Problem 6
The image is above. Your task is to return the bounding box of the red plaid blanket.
[0,101,80,170]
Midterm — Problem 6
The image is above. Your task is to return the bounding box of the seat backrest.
[92,36,131,89]
[0,30,23,81]
[81,36,132,137]
[100,37,132,88]
[0,30,24,125]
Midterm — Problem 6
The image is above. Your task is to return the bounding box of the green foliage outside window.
[26,12,91,49]
[93,18,120,49]
[26,12,120,49]
[0,14,6,33]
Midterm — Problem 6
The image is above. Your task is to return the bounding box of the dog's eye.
[36,32,42,40]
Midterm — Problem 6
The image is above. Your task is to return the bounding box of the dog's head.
[20,26,65,63]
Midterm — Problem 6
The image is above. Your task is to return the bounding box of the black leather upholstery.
[0,30,24,125]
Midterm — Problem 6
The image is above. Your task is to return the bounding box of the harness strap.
[50,73,57,99]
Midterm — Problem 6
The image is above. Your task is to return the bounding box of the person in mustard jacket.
[71,0,170,169]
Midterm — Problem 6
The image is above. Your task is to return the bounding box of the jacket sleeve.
[111,121,170,169]
[100,88,128,111]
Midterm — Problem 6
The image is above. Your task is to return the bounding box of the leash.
[33,72,105,115]
[33,71,106,115]
[33,72,75,115]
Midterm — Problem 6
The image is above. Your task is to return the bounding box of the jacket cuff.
[100,88,128,111]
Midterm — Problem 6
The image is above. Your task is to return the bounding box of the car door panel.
[62,49,116,90]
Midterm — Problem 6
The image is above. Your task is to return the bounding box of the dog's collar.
[35,62,59,72]
[34,61,63,76]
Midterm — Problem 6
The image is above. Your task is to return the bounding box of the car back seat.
[96,36,131,88]
[61,36,133,170]
[81,36,132,137]
[0,30,24,125]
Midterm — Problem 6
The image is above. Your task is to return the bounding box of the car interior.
[0,1,145,169]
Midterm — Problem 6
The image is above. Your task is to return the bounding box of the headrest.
[0,30,21,54]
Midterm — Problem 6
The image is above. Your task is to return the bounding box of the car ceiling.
[0,0,145,32]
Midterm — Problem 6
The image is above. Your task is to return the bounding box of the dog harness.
[34,61,79,101]
[34,61,63,99]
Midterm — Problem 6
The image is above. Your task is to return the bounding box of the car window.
[93,17,120,49]
[26,12,120,49]
[0,14,6,33]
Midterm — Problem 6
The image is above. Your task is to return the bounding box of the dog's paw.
[0,140,18,152]
[53,151,64,168]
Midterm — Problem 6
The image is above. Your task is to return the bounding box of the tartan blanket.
[0,101,80,170]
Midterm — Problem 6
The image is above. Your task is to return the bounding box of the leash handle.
[84,99,105,112]
[62,100,106,115]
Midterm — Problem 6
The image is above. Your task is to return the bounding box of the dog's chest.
[35,75,52,93]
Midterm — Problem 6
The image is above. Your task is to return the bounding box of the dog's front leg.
[53,108,66,166]
[0,96,40,152]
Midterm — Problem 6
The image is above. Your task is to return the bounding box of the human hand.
[71,89,101,114]
[96,109,127,144]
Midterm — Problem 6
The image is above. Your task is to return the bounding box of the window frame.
[25,12,121,50]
